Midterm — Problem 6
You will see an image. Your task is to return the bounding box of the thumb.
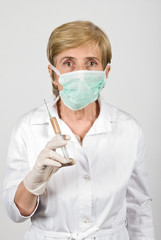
[61,158,76,168]
[62,134,71,140]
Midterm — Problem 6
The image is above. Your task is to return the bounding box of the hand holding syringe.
[44,99,72,163]
[23,100,74,195]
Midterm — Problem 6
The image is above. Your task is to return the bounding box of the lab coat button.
[83,217,90,223]
[83,175,90,181]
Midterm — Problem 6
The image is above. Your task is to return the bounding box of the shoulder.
[12,96,57,132]
[10,107,39,139]
[100,97,142,132]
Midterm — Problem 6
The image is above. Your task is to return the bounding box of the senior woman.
[3,21,155,240]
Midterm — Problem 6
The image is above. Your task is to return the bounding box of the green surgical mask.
[51,64,108,111]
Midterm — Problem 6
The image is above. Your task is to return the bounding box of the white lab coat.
[3,95,155,240]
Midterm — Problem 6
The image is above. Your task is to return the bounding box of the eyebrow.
[60,56,101,62]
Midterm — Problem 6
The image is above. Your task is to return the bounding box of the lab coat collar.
[29,94,130,139]
[84,96,130,136]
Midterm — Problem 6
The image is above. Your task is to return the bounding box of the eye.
[63,61,73,67]
[88,61,97,67]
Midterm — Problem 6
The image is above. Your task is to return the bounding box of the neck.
[56,98,100,122]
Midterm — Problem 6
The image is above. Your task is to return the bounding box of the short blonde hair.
[47,20,112,96]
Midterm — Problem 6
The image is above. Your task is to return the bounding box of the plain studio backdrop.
[0,0,161,239]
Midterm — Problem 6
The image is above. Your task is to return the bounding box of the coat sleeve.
[126,127,155,239]
[2,120,39,223]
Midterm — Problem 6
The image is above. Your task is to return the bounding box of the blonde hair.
[47,20,112,96]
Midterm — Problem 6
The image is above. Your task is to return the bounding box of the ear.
[48,65,53,77]
[48,65,55,84]
[105,65,111,78]
[48,64,61,90]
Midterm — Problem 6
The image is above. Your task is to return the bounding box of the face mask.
[51,64,108,111]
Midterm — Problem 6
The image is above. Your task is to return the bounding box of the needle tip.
[44,98,52,118]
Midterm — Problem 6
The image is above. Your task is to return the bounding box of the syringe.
[44,99,72,163]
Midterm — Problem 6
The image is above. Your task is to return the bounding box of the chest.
[62,119,95,141]
[27,123,137,181]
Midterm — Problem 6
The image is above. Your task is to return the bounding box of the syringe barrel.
[50,117,61,134]
[50,117,72,163]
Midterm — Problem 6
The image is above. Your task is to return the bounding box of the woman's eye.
[64,61,73,67]
[88,61,97,66]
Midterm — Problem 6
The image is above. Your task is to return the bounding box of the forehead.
[56,42,102,61]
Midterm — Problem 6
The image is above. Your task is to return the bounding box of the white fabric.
[2,95,155,240]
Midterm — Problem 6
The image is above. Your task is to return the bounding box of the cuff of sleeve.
[5,185,39,222]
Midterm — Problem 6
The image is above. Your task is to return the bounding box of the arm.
[3,118,74,222]
[2,122,39,222]
[14,181,38,216]
[126,127,155,239]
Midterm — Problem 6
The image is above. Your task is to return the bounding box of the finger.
[44,158,62,167]
[61,158,76,168]
[48,150,68,164]
[46,139,67,150]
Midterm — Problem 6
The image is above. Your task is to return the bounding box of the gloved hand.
[23,135,75,195]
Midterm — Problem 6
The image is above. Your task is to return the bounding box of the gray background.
[0,0,160,239]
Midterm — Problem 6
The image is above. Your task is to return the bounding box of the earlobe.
[52,82,58,89]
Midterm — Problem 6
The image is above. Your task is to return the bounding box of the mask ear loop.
[54,95,60,104]
[51,64,61,76]
[104,63,110,72]
[102,63,111,89]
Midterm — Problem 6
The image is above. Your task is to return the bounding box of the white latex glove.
[23,135,75,195]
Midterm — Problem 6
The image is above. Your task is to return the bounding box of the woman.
[3,21,155,240]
